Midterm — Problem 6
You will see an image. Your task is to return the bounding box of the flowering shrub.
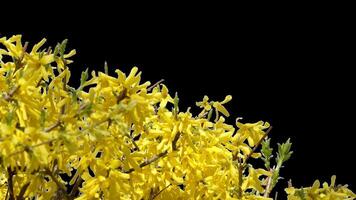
[0,35,355,199]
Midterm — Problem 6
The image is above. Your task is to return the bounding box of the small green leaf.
[80,68,89,88]
[276,138,293,164]
[104,61,108,75]
[173,92,179,117]
[207,109,213,121]
[261,138,273,170]
[53,43,60,57]
[295,188,306,200]
[5,111,14,125]
[60,39,68,57]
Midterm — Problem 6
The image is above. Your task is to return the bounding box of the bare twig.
[147,79,164,91]
[123,150,168,173]
[125,133,140,151]
[151,184,172,200]
[264,168,274,197]
[69,176,84,198]
[44,120,62,132]
[17,182,30,200]
[237,156,243,198]
[7,167,15,200]
[7,139,57,157]
[123,129,182,173]
[44,167,69,200]
[172,132,181,151]
[236,126,272,198]
[3,85,19,101]
[241,126,272,169]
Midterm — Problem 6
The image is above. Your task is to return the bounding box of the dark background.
[2,7,354,197]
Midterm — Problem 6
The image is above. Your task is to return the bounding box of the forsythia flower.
[286,176,356,200]
[0,35,354,200]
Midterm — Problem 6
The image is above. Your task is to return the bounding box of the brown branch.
[264,168,274,197]
[123,150,168,173]
[236,126,272,198]
[7,139,57,157]
[3,85,19,101]
[123,130,182,173]
[241,126,272,169]
[147,79,164,91]
[44,120,62,132]
[44,167,69,200]
[69,176,84,198]
[172,132,181,151]
[237,156,243,198]
[17,182,30,200]
[125,133,140,151]
[151,184,172,200]
[7,167,15,200]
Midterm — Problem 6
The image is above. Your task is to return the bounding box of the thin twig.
[7,167,15,200]
[7,139,57,157]
[147,79,164,91]
[44,167,69,200]
[126,133,140,151]
[3,85,19,101]
[172,132,181,151]
[123,129,182,173]
[236,126,272,198]
[123,150,168,173]
[69,176,84,198]
[241,126,273,169]
[237,156,243,198]
[264,168,274,197]
[151,184,172,200]
[44,120,62,132]
[17,182,30,200]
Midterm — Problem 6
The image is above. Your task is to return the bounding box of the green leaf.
[173,92,179,117]
[261,138,273,169]
[271,138,293,190]
[5,111,14,125]
[80,68,89,88]
[207,109,213,121]
[104,61,108,75]
[276,138,293,165]
[60,39,68,58]
[53,43,60,58]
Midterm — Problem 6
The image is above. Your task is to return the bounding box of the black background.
[1,5,355,198]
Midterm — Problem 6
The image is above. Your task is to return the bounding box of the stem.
[8,139,57,157]
[69,176,84,198]
[172,132,181,151]
[241,126,272,169]
[123,151,168,173]
[264,168,274,197]
[236,126,272,198]
[151,184,172,200]
[3,85,19,101]
[44,167,69,200]
[17,182,30,200]
[7,167,15,200]
[237,157,243,198]
[44,120,62,132]
[123,129,181,173]
[147,79,164,91]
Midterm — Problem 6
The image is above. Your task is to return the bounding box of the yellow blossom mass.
[0,35,355,200]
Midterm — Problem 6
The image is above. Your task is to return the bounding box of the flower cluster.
[286,176,356,200]
[0,35,354,199]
